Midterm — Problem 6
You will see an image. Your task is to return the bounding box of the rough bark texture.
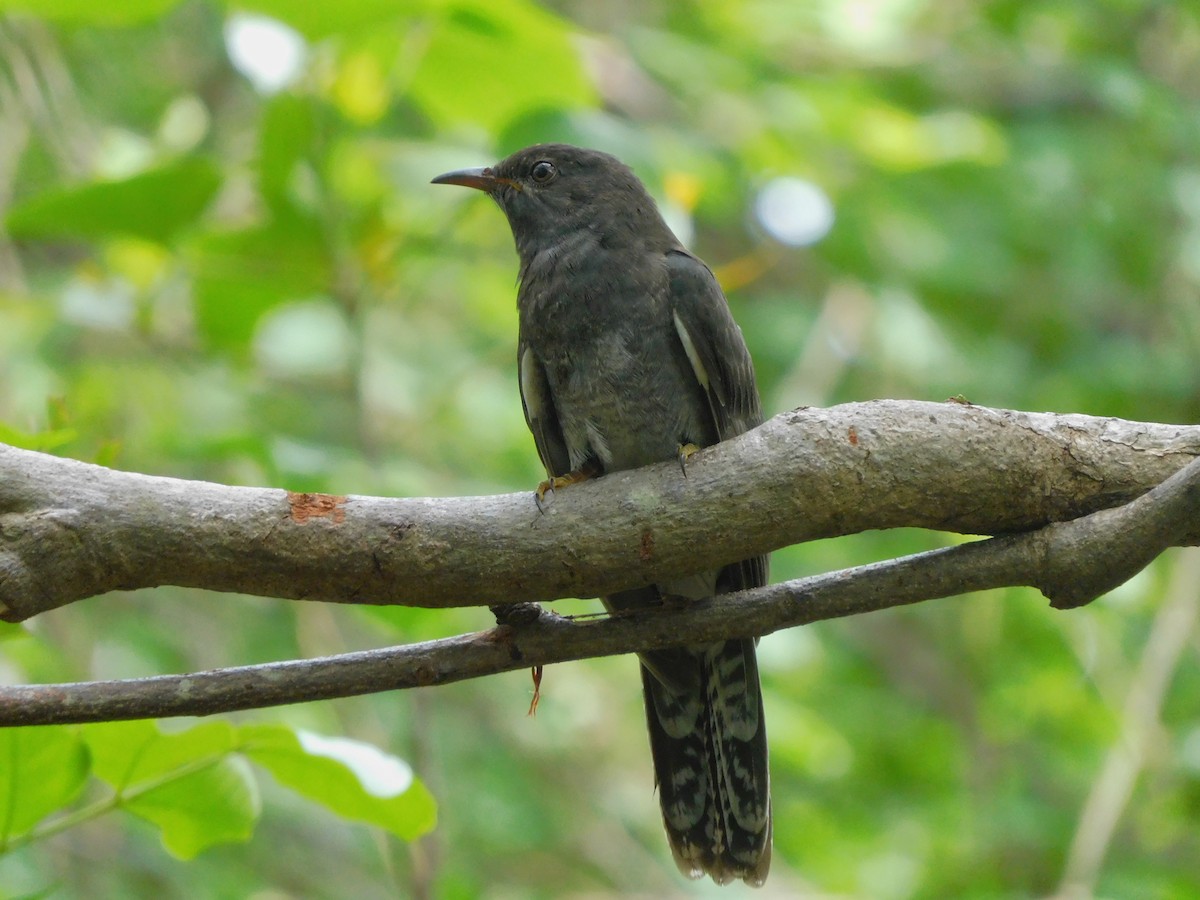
[3,450,1199,725]
[2,400,1198,623]
[4,400,1200,726]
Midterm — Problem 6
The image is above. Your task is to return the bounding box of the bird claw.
[676,442,700,477]
[534,479,556,512]
[534,462,600,511]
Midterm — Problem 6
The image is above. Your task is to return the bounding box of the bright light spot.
[94,128,154,178]
[1100,562,1153,607]
[757,628,824,673]
[660,199,695,248]
[922,109,997,161]
[60,275,135,331]
[1181,726,1200,772]
[254,299,352,378]
[857,849,922,900]
[297,731,414,798]
[755,177,835,246]
[333,50,390,124]
[1098,68,1144,115]
[158,95,210,152]
[224,14,306,94]
[874,288,962,380]
[271,437,331,477]
[1171,169,1200,222]
[663,171,702,212]
[823,0,914,53]
[1179,229,1200,284]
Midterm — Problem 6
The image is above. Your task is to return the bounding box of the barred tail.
[641,636,771,886]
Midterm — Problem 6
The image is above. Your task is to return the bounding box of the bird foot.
[535,461,601,511]
[676,442,701,477]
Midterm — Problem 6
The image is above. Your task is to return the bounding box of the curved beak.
[431,166,498,192]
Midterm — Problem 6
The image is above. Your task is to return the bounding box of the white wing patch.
[673,310,710,391]
[519,347,543,421]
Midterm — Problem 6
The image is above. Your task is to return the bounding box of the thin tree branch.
[2,400,1199,622]
[3,454,1199,726]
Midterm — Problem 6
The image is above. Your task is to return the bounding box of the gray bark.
[2,399,1199,725]
[3,399,1197,622]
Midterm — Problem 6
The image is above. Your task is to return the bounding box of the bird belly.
[550,331,711,473]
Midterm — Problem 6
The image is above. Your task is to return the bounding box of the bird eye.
[530,160,557,183]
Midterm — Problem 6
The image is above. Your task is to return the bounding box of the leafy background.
[1,0,1198,897]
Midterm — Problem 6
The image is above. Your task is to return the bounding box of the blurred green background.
[1,0,1198,897]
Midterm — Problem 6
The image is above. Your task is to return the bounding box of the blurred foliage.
[0,0,1198,896]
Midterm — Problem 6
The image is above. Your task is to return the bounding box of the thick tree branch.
[2,400,1198,623]
[2,453,1200,726]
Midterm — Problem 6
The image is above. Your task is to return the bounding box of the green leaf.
[0,727,89,842]
[0,422,77,453]
[83,720,237,785]
[0,620,29,641]
[188,210,332,351]
[122,756,260,859]
[240,724,437,841]
[82,720,259,859]
[5,158,221,244]
[0,0,178,24]
[258,94,318,207]
[412,0,595,131]
[222,0,429,40]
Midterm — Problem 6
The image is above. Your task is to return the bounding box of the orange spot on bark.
[288,491,347,524]
[848,426,858,446]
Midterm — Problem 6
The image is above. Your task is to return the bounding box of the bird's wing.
[518,342,571,478]
[665,249,768,588]
[665,249,763,442]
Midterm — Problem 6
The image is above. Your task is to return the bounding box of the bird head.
[432,143,676,264]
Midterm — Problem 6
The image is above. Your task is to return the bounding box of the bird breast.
[523,291,712,473]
